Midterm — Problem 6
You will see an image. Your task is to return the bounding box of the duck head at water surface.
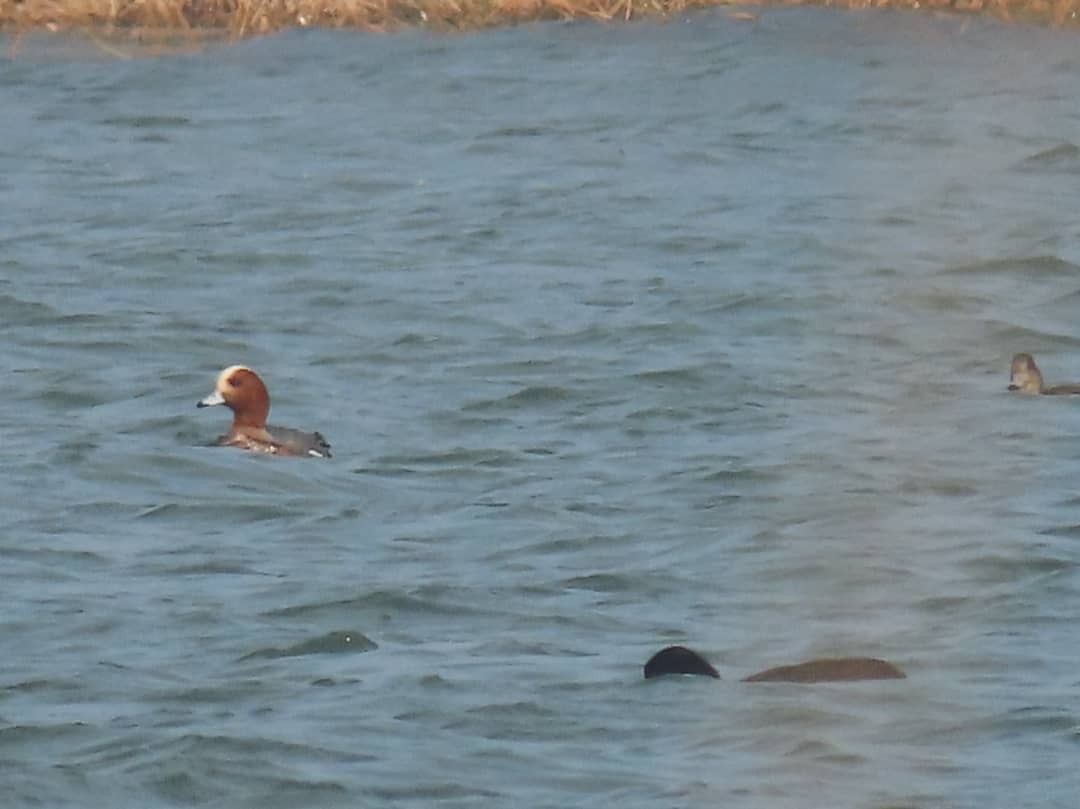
[197,365,331,458]
[643,645,905,683]
[1009,353,1045,394]
[1008,353,1080,396]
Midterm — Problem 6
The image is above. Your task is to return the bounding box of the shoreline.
[0,0,1076,45]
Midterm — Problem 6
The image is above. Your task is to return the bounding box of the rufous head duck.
[197,365,331,458]
[1008,353,1080,396]
[643,645,905,683]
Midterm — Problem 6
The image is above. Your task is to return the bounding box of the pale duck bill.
[197,389,226,408]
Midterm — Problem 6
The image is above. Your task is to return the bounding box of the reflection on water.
[3,8,1080,808]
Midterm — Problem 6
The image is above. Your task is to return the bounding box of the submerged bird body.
[742,656,906,683]
[197,365,331,458]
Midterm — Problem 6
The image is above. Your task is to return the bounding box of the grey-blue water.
[3,8,1080,807]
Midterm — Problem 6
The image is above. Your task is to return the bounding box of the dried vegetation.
[0,0,1077,43]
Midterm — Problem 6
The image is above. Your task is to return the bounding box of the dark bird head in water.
[643,645,720,679]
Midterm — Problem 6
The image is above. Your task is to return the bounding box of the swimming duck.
[643,645,905,682]
[1008,353,1080,395]
[197,365,331,458]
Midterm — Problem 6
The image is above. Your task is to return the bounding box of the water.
[3,8,1080,807]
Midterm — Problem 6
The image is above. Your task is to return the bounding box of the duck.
[643,645,905,683]
[1008,353,1080,395]
[197,365,331,458]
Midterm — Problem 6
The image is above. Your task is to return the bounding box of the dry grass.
[0,0,1076,41]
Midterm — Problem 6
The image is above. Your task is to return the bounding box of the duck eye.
[228,376,243,388]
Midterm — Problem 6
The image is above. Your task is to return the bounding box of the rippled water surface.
[4,9,1080,807]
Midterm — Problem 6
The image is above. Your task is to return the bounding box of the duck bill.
[197,390,226,408]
